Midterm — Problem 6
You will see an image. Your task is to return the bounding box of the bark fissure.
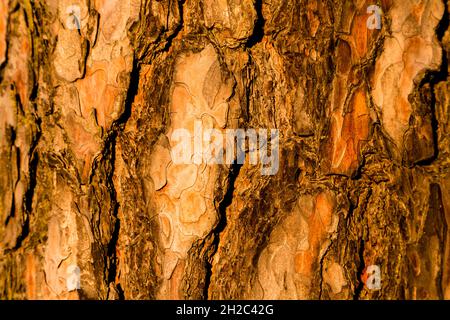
[160,0,185,55]
[204,162,243,299]
[415,0,449,165]
[353,239,366,300]
[1,0,450,300]
[246,0,265,48]
[104,58,141,300]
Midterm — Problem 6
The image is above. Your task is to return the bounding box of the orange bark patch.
[63,112,100,179]
[326,1,379,176]
[341,0,382,62]
[76,63,122,129]
[0,0,7,65]
[25,253,36,299]
[295,192,335,276]
[11,20,30,108]
[169,259,185,299]
[330,88,370,175]
[352,14,370,59]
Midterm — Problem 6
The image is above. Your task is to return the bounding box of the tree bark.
[0,0,450,300]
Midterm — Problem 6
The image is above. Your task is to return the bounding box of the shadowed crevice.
[415,0,449,166]
[246,0,265,48]
[203,162,242,299]
[103,57,141,300]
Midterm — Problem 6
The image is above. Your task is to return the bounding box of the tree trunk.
[1,0,449,300]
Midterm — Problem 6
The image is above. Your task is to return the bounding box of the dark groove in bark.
[203,162,242,299]
[161,0,185,54]
[353,239,366,300]
[104,57,141,300]
[429,183,447,300]
[11,0,46,251]
[12,21,42,251]
[416,0,449,166]
[318,241,333,299]
[245,0,265,48]
[1,0,450,301]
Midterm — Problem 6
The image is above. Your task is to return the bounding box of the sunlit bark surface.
[1,0,450,300]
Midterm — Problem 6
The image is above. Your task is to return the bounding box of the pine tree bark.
[0,0,450,300]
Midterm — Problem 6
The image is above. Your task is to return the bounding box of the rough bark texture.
[0,0,450,300]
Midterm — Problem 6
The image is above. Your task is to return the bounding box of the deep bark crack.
[246,0,265,48]
[415,0,449,166]
[104,57,141,300]
[353,239,366,300]
[161,0,185,54]
[203,162,242,299]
